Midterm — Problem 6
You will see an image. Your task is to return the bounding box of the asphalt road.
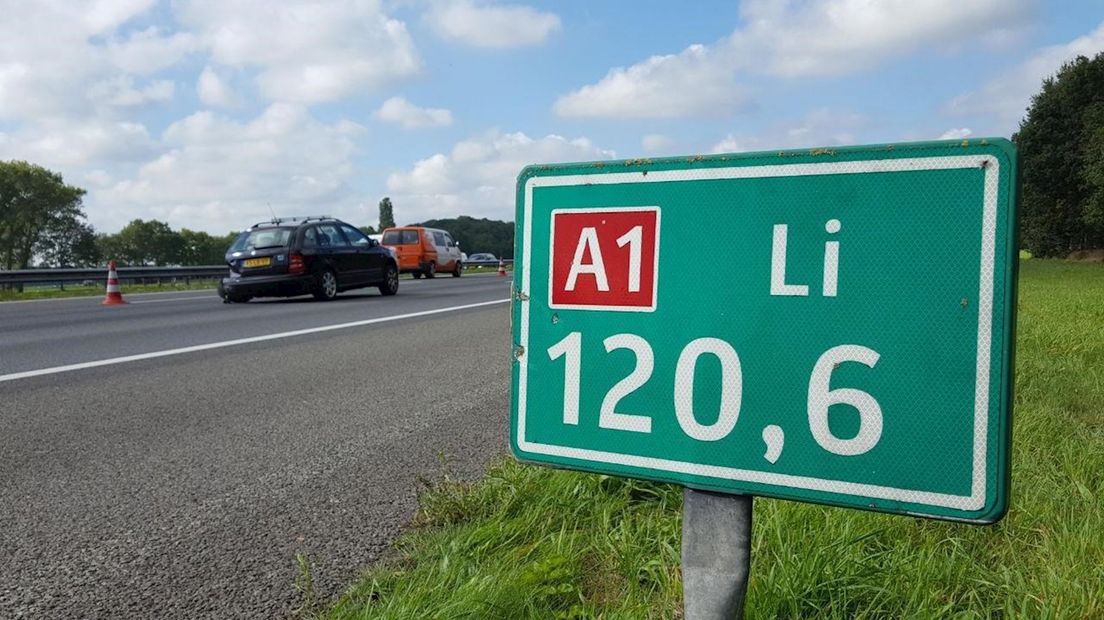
[0,275,514,618]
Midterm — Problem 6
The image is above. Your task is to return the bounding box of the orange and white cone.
[102,260,127,305]
[497,259,507,277]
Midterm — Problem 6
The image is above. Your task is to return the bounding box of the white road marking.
[0,298,510,383]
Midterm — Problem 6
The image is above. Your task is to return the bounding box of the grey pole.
[682,489,753,619]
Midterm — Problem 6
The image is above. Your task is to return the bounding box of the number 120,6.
[546,332,884,457]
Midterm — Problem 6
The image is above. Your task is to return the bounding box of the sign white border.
[517,155,1000,512]
[548,206,662,312]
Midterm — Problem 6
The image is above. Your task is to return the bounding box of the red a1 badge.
[549,207,661,312]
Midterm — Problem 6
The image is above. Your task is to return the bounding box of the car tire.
[412,271,422,279]
[312,269,339,301]
[452,262,462,277]
[379,264,399,296]
[425,261,436,279]
[227,294,250,304]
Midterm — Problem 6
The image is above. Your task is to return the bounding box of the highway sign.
[511,140,1018,523]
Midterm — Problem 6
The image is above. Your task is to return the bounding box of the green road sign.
[510,139,1018,523]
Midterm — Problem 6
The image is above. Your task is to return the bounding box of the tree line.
[377,197,515,257]
[1015,51,1104,256]
[410,215,514,259]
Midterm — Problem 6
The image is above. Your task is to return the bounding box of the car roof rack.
[252,215,333,228]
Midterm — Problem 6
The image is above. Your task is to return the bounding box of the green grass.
[322,260,1104,619]
[0,280,219,302]
[463,264,513,275]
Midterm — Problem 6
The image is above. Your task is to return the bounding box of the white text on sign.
[547,332,884,462]
[771,219,842,297]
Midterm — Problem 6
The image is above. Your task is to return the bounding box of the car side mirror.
[368,238,378,247]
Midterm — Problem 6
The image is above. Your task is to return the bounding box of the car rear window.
[383,230,420,245]
[231,228,295,251]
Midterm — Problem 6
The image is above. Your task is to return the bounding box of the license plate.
[243,257,271,268]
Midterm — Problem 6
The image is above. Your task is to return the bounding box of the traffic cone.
[102,260,127,305]
[497,259,507,277]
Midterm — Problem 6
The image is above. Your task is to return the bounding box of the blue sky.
[1,0,1102,234]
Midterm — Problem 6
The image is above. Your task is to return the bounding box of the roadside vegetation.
[0,280,219,302]
[321,260,1103,619]
[462,264,513,275]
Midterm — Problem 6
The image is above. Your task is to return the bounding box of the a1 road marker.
[549,207,660,311]
[511,140,1019,525]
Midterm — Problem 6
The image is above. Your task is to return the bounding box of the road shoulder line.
[0,298,509,383]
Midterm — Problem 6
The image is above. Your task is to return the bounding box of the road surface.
[0,275,513,618]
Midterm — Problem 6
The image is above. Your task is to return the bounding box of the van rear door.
[382,229,423,271]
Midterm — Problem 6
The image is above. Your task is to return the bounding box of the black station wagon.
[218,216,399,303]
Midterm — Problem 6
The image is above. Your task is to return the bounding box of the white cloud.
[733,0,1030,78]
[85,169,114,188]
[641,134,673,153]
[197,66,239,108]
[945,21,1104,130]
[556,0,1032,119]
[375,96,453,128]
[0,1,189,121]
[106,27,197,75]
[710,108,867,153]
[0,118,158,168]
[82,0,157,34]
[554,44,747,119]
[940,128,973,140]
[711,135,749,154]
[2,2,420,115]
[386,131,615,222]
[176,0,420,103]
[93,104,364,232]
[87,75,175,107]
[425,0,560,48]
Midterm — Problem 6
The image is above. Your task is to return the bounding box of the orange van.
[380,226,463,278]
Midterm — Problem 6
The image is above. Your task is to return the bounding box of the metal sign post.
[682,490,752,619]
[510,140,1019,613]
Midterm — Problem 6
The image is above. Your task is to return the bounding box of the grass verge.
[0,280,218,302]
[325,260,1104,619]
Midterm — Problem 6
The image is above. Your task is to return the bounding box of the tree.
[36,219,99,267]
[358,225,377,237]
[1014,52,1104,256]
[411,215,514,259]
[99,225,237,266]
[179,229,238,265]
[104,219,185,266]
[0,160,88,270]
[378,196,395,230]
[1081,105,1104,233]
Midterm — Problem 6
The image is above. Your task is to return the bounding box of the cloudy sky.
[1,0,1101,234]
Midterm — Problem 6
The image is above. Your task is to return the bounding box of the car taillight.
[289,253,305,274]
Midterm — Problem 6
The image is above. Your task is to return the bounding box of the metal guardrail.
[0,266,227,287]
[463,259,514,268]
[0,260,513,287]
